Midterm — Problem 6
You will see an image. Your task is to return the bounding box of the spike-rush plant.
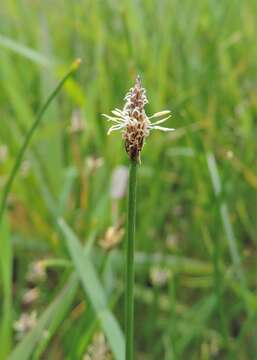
[103,76,174,359]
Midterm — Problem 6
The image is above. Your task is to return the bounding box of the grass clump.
[0,0,257,359]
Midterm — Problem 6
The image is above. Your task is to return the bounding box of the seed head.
[102,76,174,162]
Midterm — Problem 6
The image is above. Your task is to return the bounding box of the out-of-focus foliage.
[0,0,257,358]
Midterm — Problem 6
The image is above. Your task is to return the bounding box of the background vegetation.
[0,0,257,359]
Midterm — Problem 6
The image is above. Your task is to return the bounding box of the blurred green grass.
[0,0,257,358]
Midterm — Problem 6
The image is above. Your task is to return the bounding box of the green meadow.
[0,0,257,359]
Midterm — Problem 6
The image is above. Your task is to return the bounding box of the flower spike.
[103,76,174,162]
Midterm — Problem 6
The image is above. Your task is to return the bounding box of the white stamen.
[102,114,123,123]
[114,108,125,116]
[112,110,124,117]
[107,124,125,135]
[150,115,172,125]
[149,125,175,132]
[148,110,171,119]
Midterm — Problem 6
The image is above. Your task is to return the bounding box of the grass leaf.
[57,218,125,360]
[0,58,81,225]
[0,216,12,360]
[0,34,53,67]
[8,276,78,360]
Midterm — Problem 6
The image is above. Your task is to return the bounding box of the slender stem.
[0,59,81,226]
[125,159,138,360]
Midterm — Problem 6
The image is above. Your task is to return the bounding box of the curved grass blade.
[8,275,78,360]
[0,58,81,226]
[57,218,125,360]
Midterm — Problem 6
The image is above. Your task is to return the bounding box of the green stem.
[125,159,138,360]
[0,59,81,226]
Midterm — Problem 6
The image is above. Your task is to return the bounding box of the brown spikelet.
[122,76,149,162]
[102,76,174,162]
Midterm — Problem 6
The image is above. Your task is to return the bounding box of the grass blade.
[0,34,53,67]
[206,152,245,284]
[57,218,125,360]
[8,275,78,360]
[0,216,12,360]
[0,58,81,226]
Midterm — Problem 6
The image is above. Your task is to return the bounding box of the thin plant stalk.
[0,58,81,226]
[103,76,173,359]
[125,159,138,360]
